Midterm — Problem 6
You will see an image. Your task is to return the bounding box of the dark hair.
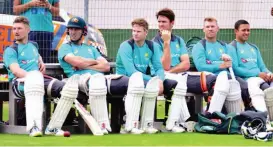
[235,20,249,30]
[156,8,175,22]
[131,18,149,31]
[13,16,30,26]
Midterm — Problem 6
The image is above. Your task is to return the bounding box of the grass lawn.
[0,133,272,146]
[0,102,272,146]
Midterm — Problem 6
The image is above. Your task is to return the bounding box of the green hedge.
[101,29,273,71]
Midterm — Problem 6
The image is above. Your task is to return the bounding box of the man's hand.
[267,73,273,82]
[219,61,232,69]
[39,61,46,74]
[161,30,171,43]
[221,54,232,61]
[259,72,270,82]
[158,79,164,96]
[41,0,52,10]
[28,0,44,7]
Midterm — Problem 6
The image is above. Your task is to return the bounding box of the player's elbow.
[184,62,190,71]
[163,65,171,71]
[102,63,111,72]
[13,8,20,15]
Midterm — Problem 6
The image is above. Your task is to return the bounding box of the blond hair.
[131,18,149,31]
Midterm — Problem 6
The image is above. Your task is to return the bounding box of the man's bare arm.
[169,54,190,73]
[64,54,98,69]
[9,63,28,78]
[86,57,110,72]
[161,30,172,70]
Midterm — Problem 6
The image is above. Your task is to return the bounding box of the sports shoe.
[29,126,42,137]
[120,128,144,134]
[170,125,185,133]
[45,128,70,137]
[143,127,159,134]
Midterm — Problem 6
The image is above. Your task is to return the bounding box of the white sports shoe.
[143,127,159,134]
[120,128,144,134]
[29,126,42,137]
[170,125,186,133]
[45,128,69,136]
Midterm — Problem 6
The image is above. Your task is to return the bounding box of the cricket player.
[58,16,153,134]
[3,16,79,137]
[192,17,248,114]
[116,18,189,133]
[228,19,273,125]
[152,8,220,129]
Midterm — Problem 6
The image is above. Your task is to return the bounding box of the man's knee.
[163,79,177,98]
[46,78,65,98]
[109,76,129,95]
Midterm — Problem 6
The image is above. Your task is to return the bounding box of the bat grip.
[229,67,236,80]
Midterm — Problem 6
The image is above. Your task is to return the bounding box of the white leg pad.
[124,72,145,131]
[264,87,273,121]
[247,77,267,112]
[166,74,189,130]
[208,71,229,113]
[225,79,242,113]
[24,71,45,132]
[47,74,79,130]
[78,73,92,95]
[88,73,111,131]
[140,77,159,131]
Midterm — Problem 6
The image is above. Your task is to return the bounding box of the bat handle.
[229,67,236,80]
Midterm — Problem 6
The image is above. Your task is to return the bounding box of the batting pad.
[265,87,273,121]
[47,74,79,130]
[225,79,242,113]
[140,76,159,131]
[24,71,45,132]
[208,71,229,113]
[247,77,267,112]
[78,73,92,95]
[88,73,111,132]
[124,72,145,131]
[166,74,188,130]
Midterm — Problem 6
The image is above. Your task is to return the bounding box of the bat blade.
[74,100,104,136]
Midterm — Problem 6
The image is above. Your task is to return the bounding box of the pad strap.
[200,72,208,92]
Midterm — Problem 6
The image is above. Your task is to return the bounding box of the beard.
[14,36,25,42]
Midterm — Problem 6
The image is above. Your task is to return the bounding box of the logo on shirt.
[251,48,256,54]
[219,48,224,54]
[241,58,257,63]
[21,60,27,64]
[20,52,24,56]
[33,48,37,56]
[240,49,244,54]
[176,44,180,49]
[208,50,212,55]
[88,49,92,55]
[74,49,78,54]
[206,59,212,64]
[144,53,149,57]
[144,53,149,60]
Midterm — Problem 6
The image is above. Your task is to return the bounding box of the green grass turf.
[0,133,272,146]
[1,102,272,146]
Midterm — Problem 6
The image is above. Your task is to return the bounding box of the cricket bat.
[74,99,104,136]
